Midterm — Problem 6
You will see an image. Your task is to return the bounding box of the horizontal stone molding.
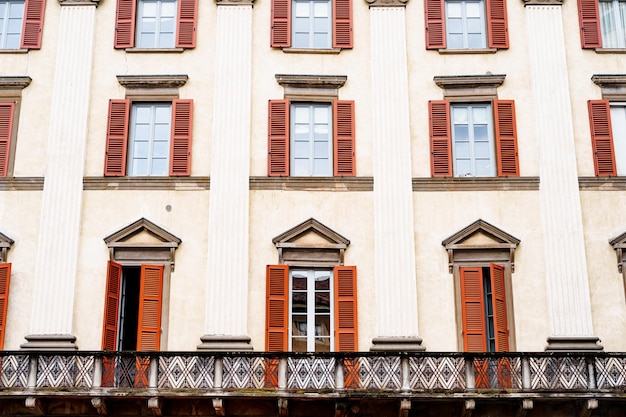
[434,74,506,100]
[83,177,210,190]
[249,177,373,191]
[591,74,626,100]
[0,76,32,90]
[116,75,189,90]
[578,176,626,190]
[437,48,497,55]
[58,0,101,6]
[545,336,603,351]
[412,177,539,191]
[216,0,254,4]
[197,335,254,351]
[522,0,563,5]
[282,48,341,55]
[124,48,184,53]
[366,0,408,7]
[275,74,347,89]
[0,177,45,191]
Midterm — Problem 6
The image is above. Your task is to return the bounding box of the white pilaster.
[199,3,253,350]
[525,3,601,350]
[24,2,97,349]
[369,5,423,350]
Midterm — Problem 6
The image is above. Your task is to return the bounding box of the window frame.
[292,0,332,49]
[450,102,496,177]
[0,0,45,50]
[290,102,333,177]
[135,0,178,49]
[127,102,173,177]
[444,0,488,50]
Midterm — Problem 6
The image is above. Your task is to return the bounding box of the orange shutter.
[578,0,602,48]
[334,100,356,176]
[114,0,136,48]
[21,0,46,49]
[170,99,193,176]
[266,265,289,351]
[333,0,352,49]
[271,0,291,47]
[104,99,130,176]
[425,0,446,49]
[429,100,452,177]
[588,100,617,176]
[0,263,12,350]
[486,0,509,49]
[136,265,164,351]
[494,100,519,177]
[334,266,357,352]
[102,261,122,351]
[490,264,509,352]
[268,100,290,176]
[0,103,15,177]
[460,267,486,352]
[176,0,197,48]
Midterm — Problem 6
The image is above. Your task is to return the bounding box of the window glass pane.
[151,159,168,176]
[313,159,331,175]
[473,125,488,142]
[152,140,170,158]
[601,1,619,47]
[475,159,493,177]
[474,141,491,159]
[472,106,488,123]
[314,1,328,17]
[611,105,626,175]
[142,1,157,17]
[455,141,470,159]
[315,316,331,336]
[293,141,309,158]
[465,1,481,17]
[455,159,472,177]
[447,18,463,35]
[454,125,469,142]
[293,17,308,33]
[447,2,462,17]
[313,32,329,48]
[453,107,468,123]
[131,158,149,176]
[133,141,150,158]
[314,141,330,159]
[161,0,176,17]
[295,1,309,17]
[315,293,330,314]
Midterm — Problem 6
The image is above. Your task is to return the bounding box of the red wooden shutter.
[334,266,357,352]
[114,0,136,48]
[136,265,164,351]
[101,261,122,350]
[0,263,12,350]
[588,100,617,176]
[460,267,487,352]
[266,265,289,351]
[494,100,519,177]
[429,100,452,177]
[0,103,15,177]
[268,100,290,176]
[21,0,46,49]
[578,0,602,48]
[104,99,130,176]
[490,264,509,352]
[425,0,446,49]
[170,99,193,176]
[334,100,355,176]
[271,0,291,47]
[176,0,197,48]
[486,0,509,49]
[333,0,352,49]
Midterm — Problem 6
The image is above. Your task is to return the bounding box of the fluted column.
[22,0,99,350]
[524,0,601,350]
[367,0,424,351]
[198,0,254,351]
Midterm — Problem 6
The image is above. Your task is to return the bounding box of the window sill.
[250,176,373,191]
[579,176,626,190]
[83,176,210,190]
[594,48,626,54]
[437,48,498,55]
[124,48,185,53]
[0,177,45,190]
[0,49,29,54]
[282,48,342,55]
[412,177,539,191]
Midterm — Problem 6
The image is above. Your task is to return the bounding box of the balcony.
[0,351,624,416]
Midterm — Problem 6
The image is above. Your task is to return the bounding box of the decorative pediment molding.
[0,230,14,263]
[592,74,626,100]
[0,76,32,90]
[434,74,506,100]
[117,75,189,90]
[609,230,626,273]
[365,0,408,7]
[273,218,350,247]
[275,74,347,100]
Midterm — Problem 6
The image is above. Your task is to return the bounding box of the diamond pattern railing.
[0,351,624,393]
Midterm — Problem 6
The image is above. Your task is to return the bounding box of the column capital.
[522,0,563,6]
[366,0,408,7]
[216,0,254,5]
[58,0,101,6]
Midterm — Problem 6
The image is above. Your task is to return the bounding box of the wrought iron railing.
[0,351,625,393]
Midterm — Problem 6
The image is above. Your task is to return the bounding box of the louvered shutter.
[578,0,602,48]
[334,100,355,176]
[333,0,352,49]
[0,103,15,177]
[588,100,617,176]
[425,0,446,49]
[0,263,12,350]
[104,100,130,176]
[334,266,357,352]
[176,0,197,48]
[170,99,193,176]
[266,265,289,351]
[490,264,509,352]
[21,0,46,49]
[429,100,452,177]
[494,100,519,177]
[486,0,509,49]
[102,261,122,350]
[271,0,291,47]
[136,265,164,351]
[460,267,487,352]
[114,0,136,48]
[268,100,290,176]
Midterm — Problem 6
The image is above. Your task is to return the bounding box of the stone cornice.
[116,74,189,90]
[215,0,254,4]
[592,74,626,100]
[275,74,347,89]
[522,0,563,5]
[0,76,32,90]
[58,0,101,6]
[365,0,408,7]
[434,74,506,90]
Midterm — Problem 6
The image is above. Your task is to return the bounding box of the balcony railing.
[0,351,625,394]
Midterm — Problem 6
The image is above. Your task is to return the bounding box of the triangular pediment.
[273,218,349,248]
[610,229,626,248]
[442,219,519,249]
[104,218,181,247]
[0,230,14,248]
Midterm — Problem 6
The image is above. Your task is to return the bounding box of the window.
[0,0,44,50]
[0,231,13,350]
[128,103,172,176]
[270,0,352,49]
[0,76,30,177]
[578,0,626,48]
[114,0,197,49]
[290,103,333,176]
[429,100,518,177]
[290,269,333,352]
[587,100,626,175]
[425,0,508,50]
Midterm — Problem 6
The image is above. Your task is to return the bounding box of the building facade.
[0,0,625,415]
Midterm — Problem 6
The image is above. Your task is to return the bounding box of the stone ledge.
[0,177,45,191]
[83,177,210,190]
[370,337,426,352]
[578,176,626,190]
[545,336,603,352]
[250,177,373,191]
[197,335,254,351]
[21,334,78,350]
[412,177,539,192]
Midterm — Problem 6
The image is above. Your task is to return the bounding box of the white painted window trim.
[0,0,24,49]
[290,102,333,177]
[292,0,332,49]
[600,0,626,48]
[136,0,178,49]
[445,0,487,50]
[451,103,496,177]
[128,102,172,177]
